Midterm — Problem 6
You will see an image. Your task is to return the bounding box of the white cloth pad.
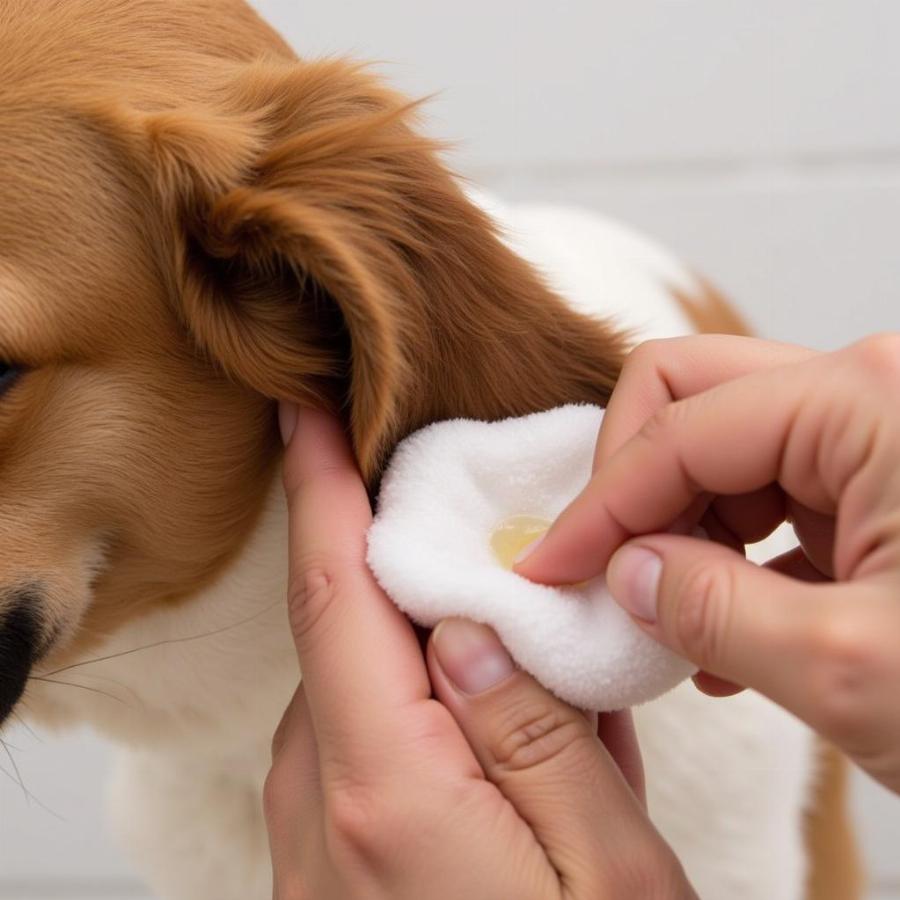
[367,403,696,711]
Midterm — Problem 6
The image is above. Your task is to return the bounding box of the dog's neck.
[27,474,297,750]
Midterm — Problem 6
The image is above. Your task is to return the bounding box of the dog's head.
[0,0,626,725]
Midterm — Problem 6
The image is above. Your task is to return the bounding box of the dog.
[0,2,860,897]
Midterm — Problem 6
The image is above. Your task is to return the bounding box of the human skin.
[264,406,696,900]
[517,333,900,796]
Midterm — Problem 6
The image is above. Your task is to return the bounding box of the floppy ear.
[134,59,628,481]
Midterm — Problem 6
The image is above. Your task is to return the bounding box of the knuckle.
[611,846,688,900]
[491,695,592,776]
[286,563,340,647]
[625,338,670,373]
[324,783,407,864]
[282,453,345,498]
[637,399,692,448]
[609,841,684,900]
[406,701,457,754]
[324,785,377,853]
[671,561,734,670]
[850,333,900,384]
[804,612,878,742]
[589,832,688,900]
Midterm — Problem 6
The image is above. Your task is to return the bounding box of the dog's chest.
[29,481,297,746]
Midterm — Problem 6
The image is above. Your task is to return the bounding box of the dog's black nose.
[0,591,41,725]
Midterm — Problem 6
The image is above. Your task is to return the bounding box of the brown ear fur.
[137,59,628,479]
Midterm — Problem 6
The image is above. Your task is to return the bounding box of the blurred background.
[2,1,898,897]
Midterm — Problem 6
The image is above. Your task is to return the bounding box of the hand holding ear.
[265,406,695,900]
[517,334,900,794]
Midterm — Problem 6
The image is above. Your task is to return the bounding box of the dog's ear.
[131,59,627,480]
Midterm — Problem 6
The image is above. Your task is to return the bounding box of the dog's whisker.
[56,671,144,706]
[0,760,23,790]
[0,746,65,822]
[42,599,283,677]
[9,709,42,743]
[28,676,130,707]
[0,737,28,801]
[0,737,62,820]
[1,713,78,823]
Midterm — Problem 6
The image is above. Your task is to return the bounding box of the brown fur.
[0,3,860,894]
[805,744,865,900]
[671,276,754,337]
[0,0,625,669]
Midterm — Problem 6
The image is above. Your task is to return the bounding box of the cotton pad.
[367,404,696,711]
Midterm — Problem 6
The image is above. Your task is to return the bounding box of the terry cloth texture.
[367,404,696,711]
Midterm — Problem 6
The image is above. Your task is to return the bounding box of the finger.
[788,500,837,578]
[765,545,831,583]
[271,685,319,770]
[709,485,787,546]
[427,619,679,882]
[518,354,831,585]
[695,508,744,556]
[282,405,430,772]
[593,335,817,468]
[692,671,744,698]
[596,710,646,806]
[706,492,836,576]
[604,533,885,733]
[265,687,321,875]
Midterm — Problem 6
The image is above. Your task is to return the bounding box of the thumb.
[606,535,836,721]
[427,619,684,888]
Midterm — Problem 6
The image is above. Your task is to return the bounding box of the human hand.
[517,334,900,793]
[264,406,695,900]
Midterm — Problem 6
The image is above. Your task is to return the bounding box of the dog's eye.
[0,363,22,397]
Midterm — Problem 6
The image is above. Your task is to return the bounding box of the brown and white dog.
[0,2,860,898]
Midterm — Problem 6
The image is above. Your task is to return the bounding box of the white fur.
[23,196,816,899]
[28,490,294,900]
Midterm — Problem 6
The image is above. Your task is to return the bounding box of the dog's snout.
[0,590,42,724]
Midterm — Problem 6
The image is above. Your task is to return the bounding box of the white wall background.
[2,2,898,897]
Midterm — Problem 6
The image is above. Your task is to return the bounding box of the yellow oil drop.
[490,515,551,570]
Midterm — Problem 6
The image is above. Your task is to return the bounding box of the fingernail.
[433,619,515,694]
[279,402,298,446]
[608,546,663,623]
[513,534,545,566]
